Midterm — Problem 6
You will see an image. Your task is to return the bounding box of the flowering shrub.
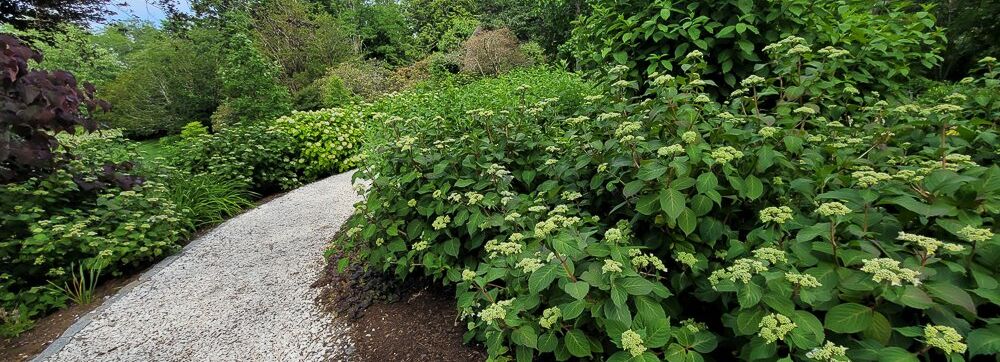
[0,146,186,335]
[179,108,365,192]
[340,41,1000,360]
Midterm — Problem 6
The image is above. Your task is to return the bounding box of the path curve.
[36,171,361,361]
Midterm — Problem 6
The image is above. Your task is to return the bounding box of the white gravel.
[38,171,361,361]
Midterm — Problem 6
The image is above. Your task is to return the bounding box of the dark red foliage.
[1,34,110,183]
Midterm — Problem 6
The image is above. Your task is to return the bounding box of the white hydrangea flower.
[621,329,646,356]
[785,272,822,288]
[479,299,514,325]
[462,269,476,281]
[675,252,698,268]
[758,313,797,343]
[432,215,451,230]
[816,202,851,217]
[957,225,993,243]
[658,144,685,156]
[516,258,543,273]
[602,259,623,274]
[805,341,848,361]
[539,307,561,329]
[860,258,921,286]
[759,206,793,224]
[924,325,967,354]
[752,247,787,264]
[897,232,943,255]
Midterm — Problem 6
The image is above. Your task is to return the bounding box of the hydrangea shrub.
[340,41,1000,361]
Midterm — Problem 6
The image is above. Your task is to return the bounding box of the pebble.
[41,172,362,361]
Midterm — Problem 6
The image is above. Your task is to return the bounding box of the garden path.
[35,171,361,361]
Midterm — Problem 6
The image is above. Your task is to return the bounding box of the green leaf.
[638,161,668,181]
[824,303,873,333]
[878,347,919,362]
[537,332,558,353]
[565,281,591,300]
[925,282,977,316]
[863,311,891,345]
[696,172,718,193]
[529,264,558,294]
[968,326,1000,357]
[660,187,686,220]
[636,194,660,215]
[788,310,824,349]
[511,326,538,348]
[737,282,762,309]
[564,329,592,357]
[744,175,763,200]
[677,208,697,235]
[620,277,655,295]
[897,285,934,309]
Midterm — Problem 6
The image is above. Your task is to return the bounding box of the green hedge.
[340,43,1000,360]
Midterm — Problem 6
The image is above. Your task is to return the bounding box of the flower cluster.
[602,259,624,274]
[462,269,477,281]
[621,330,646,357]
[958,225,993,243]
[682,131,699,144]
[924,325,966,354]
[851,170,892,188]
[629,250,667,272]
[479,299,514,325]
[657,144,684,156]
[752,247,787,264]
[561,191,583,201]
[759,206,793,224]
[758,313,797,343]
[539,307,561,329]
[860,258,921,286]
[675,252,698,268]
[805,341,848,361]
[817,202,851,217]
[485,239,523,258]
[709,258,768,287]
[516,258,543,273]
[785,273,822,288]
[896,232,961,255]
[396,135,417,151]
[615,121,644,143]
[709,146,744,164]
[465,192,484,205]
[432,215,450,230]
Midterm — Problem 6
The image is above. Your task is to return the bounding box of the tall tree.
[0,0,120,41]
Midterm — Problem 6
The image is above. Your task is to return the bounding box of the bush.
[180,122,209,139]
[212,32,292,130]
[1,134,187,333]
[569,0,944,94]
[340,43,1000,360]
[459,28,532,76]
[179,108,365,192]
[327,60,399,101]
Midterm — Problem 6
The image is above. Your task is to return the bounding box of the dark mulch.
[0,275,138,362]
[313,245,486,362]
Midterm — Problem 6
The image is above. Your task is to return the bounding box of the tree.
[1,34,108,183]
[0,0,119,42]
[212,29,291,129]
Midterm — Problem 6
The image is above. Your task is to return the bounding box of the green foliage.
[160,172,254,228]
[180,108,365,192]
[406,0,479,52]
[212,29,292,129]
[271,109,366,179]
[569,0,945,94]
[97,25,224,138]
[341,43,1000,360]
[180,122,210,139]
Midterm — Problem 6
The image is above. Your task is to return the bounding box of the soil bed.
[0,275,137,362]
[315,248,486,362]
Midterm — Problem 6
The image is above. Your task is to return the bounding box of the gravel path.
[37,171,360,361]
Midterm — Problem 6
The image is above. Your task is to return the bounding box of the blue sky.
[108,0,191,23]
